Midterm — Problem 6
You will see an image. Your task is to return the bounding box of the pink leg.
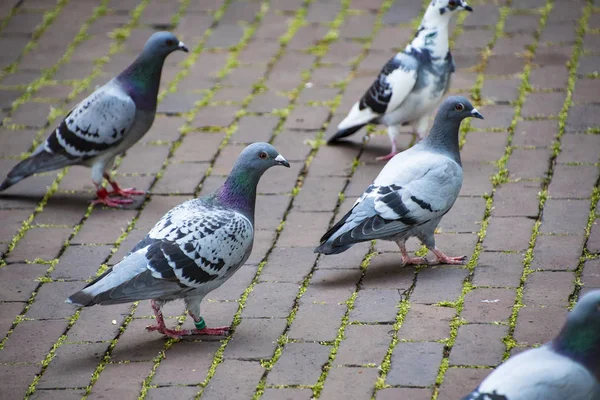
[431,248,467,265]
[92,185,134,207]
[145,303,229,338]
[398,242,428,265]
[375,140,399,162]
[104,173,146,197]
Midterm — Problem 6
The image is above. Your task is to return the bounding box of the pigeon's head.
[564,290,600,333]
[143,31,189,57]
[427,0,473,17]
[237,142,290,173]
[438,96,483,122]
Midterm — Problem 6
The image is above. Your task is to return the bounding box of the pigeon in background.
[462,289,600,400]
[0,32,188,207]
[67,143,290,338]
[328,0,473,161]
[315,96,482,265]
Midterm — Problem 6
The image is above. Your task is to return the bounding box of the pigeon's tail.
[314,241,352,255]
[327,123,367,144]
[0,150,75,192]
[66,290,96,307]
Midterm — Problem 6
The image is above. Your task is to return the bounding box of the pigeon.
[462,289,600,400]
[0,32,188,207]
[327,0,473,161]
[315,96,483,265]
[67,143,290,338]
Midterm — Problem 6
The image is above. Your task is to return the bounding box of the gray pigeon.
[67,143,290,338]
[0,32,188,207]
[328,0,473,161]
[315,96,483,265]
[462,289,600,400]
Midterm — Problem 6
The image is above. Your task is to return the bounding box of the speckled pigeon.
[0,32,188,207]
[328,0,473,161]
[67,143,290,338]
[462,289,600,400]
[315,96,483,265]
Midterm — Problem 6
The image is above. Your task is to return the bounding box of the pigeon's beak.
[470,108,484,119]
[178,41,189,52]
[463,1,473,12]
[274,154,290,168]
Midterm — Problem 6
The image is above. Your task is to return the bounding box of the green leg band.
[194,317,206,330]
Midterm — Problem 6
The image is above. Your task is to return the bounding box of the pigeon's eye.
[455,103,464,111]
[166,39,175,46]
[259,152,268,160]
[448,0,458,7]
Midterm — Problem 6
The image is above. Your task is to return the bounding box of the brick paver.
[0,0,599,399]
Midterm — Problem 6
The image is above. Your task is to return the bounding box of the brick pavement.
[0,0,599,399]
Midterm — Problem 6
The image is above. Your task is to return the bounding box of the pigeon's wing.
[68,199,254,306]
[336,52,419,131]
[44,84,136,161]
[320,151,462,246]
[469,347,600,400]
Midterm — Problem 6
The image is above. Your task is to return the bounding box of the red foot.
[92,188,134,207]
[146,324,230,338]
[375,151,399,162]
[432,248,467,265]
[401,255,428,266]
[108,187,146,197]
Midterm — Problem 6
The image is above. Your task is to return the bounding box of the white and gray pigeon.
[0,32,188,207]
[67,143,290,338]
[315,96,483,265]
[462,289,600,400]
[328,0,473,161]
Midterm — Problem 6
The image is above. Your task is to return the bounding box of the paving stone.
[6,227,71,262]
[530,65,569,90]
[557,133,600,164]
[450,324,508,366]
[26,281,83,320]
[153,340,221,385]
[462,131,509,164]
[289,303,345,342]
[540,199,590,235]
[506,148,551,181]
[0,302,24,336]
[30,389,87,400]
[350,289,402,323]
[492,182,541,218]
[243,282,298,318]
[438,367,492,400]
[320,367,379,400]
[522,92,566,118]
[362,253,415,290]
[398,304,455,341]
[411,267,468,304]
[0,364,41,400]
[224,318,287,360]
[51,244,113,281]
[267,342,331,386]
[473,251,525,288]
[483,217,535,252]
[583,258,600,288]
[0,319,68,363]
[531,234,584,271]
[301,268,360,305]
[111,319,167,362]
[387,342,444,387]
[147,387,199,400]
[261,388,313,400]
[548,165,598,199]
[260,246,317,283]
[462,288,516,323]
[0,263,48,302]
[71,208,138,245]
[67,303,130,343]
[438,196,487,232]
[88,362,152,400]
[335,324,391,366]
[278,210,332,248]
[589,222,600,254]
[377,388,433,400]
[37,342,107,389]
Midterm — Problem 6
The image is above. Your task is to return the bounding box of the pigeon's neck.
[423,116,462,165]
[552,322,600,380]
[410,11,450,59]
[118,52,165,111]
[218,170,261,220]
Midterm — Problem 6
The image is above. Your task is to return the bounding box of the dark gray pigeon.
[328,0,473,161]
[0,32,188,207]
[315,96,483,265]
[67,143,290,338]
[462,289,600,400]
